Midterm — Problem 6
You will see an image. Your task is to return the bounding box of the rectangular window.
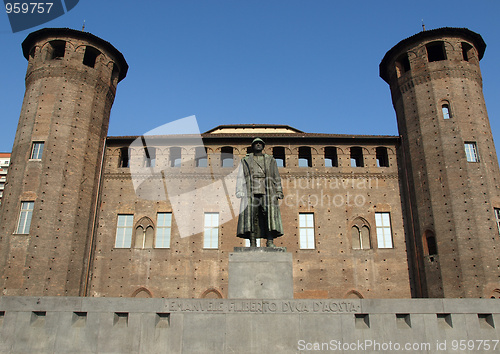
[204,213,219,249]
[30,142,44,160]
[299,213,315,249]
[464,142,479,162]
[375,212,393,248]
[115,214,133,248]
[16,201,34,234]
[495,208,500,235]
[156,213,172,248]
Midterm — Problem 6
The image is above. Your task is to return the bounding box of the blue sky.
[1,0,500,153]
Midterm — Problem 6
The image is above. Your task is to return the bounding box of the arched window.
[462,42,473,62]
[395,52,410,78]
[273,147,286,167]
[221,147,233,167]
[426,41,447,62]
[144,147,156,167]
[83,46,100,68]
[132,287,153,298]
[201,288,223,299]
[350,147,363,167]
[134,217,154,249]
[195,147,208,167]
[111,63,120,86]
[376,147,389,167]
[47,40,65,60]
[298,146,312,167]
[442,103,451,119]
[324,147,338,167]
[119,147,129,168]
[170,147,182,167]
[351,218,371,250]
[344,290,364,299]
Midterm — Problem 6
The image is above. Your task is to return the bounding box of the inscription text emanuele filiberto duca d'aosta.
[165,300,360,313]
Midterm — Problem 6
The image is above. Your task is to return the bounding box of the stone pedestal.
[228,247,293,299]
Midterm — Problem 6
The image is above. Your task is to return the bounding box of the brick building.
[0,27,499,300]
[0,153,10,205]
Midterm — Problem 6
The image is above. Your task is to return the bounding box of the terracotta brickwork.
[381,28,500,298]
[0,29,127,296]
[89,134,411,299]
[1,27,499,300]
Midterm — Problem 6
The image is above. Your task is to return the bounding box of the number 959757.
[5,2,53,14]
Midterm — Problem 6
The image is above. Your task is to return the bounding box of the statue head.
[251,138,265,153]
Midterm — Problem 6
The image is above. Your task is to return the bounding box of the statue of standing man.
[236,138,284,247]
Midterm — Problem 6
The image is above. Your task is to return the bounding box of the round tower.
[381,28,500,298]
[0,28,127,296]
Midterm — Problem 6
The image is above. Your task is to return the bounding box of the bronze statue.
[236,138,284,247]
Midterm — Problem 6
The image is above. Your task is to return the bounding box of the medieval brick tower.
[380,28,500,298]
[0,28,127,296]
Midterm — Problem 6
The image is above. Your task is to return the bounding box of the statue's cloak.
[236,153,284,239]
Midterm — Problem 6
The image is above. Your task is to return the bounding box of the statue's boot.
[249,236,257,247]
[266,239,276,248]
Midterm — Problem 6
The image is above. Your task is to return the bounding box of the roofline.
[106,133,400,142]
[22,28,128,82]
[380,27,486,83]
[203,124,304,134]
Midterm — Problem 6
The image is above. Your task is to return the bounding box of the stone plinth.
[228,247,293,299]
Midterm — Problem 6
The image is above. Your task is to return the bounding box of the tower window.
[170,147,182,167]
[464,142,479,162]
[462,42,473,62]
[423,230,437,256]
[119,147,129,168]
[442,104,451,119]
[195,147,208,167]
[375,212,393,248]
[350,147,363,167]
[221,147,233,167]
[111,63,120,86]
[144,147,156,168]
[16,201,34,234]
[47,40,65,60]
[298,146,312,167]
[83,46,100,68]
[395,53,410,78]
[495,209,500,235]
[376,147,389,167]
[156,213,172,248]
[30,142,44,160]
[115,214,133,248]
[299,213,315,249]
[426,41,447,62]
[203,212,219,249]
[324,147,338,167]
[273,147,286,167]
